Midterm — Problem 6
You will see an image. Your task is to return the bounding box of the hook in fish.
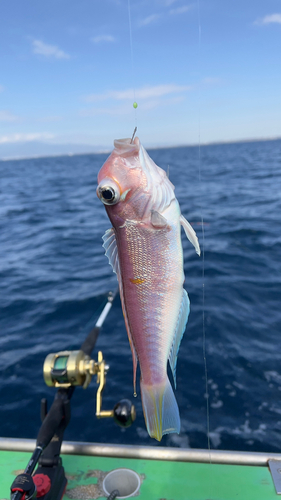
[130,126,137,144]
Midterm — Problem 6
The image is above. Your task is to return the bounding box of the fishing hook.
[130,126,137,144]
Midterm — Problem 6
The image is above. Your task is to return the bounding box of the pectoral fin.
[102,228,120,276]
[151,210,168,229]
[102,228,138,393]
[180,215,201,256]
[169,289,190,388]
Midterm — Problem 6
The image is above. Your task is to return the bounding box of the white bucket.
[103,468,141,499]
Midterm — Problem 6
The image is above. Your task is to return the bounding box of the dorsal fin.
[102,228,138,393]
[139,144,176,216]
[169,289,190,388]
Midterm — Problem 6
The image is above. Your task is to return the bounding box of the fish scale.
[119,224,178,363]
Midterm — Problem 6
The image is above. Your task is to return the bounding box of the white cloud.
[91,35,116,43]
[80,95,185,117]
[0,110,20,122]
[80,100,164,117]
[32,39,70,59]
[255,13,281,25]
[80,105,130,117]
[139,14,161,26]
[84,84,192,102]
[169,5,192,15]
[202,77,222,85]
[37,115,63,123]
[0,133,54,144]
[141,95,185,110]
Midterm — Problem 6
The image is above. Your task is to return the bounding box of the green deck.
[0,449,277,500]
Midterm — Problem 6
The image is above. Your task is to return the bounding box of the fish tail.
[140,376,180,441]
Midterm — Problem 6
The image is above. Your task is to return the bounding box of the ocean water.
[1,139,281,453]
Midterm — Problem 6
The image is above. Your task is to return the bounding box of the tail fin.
[140,376,180,441]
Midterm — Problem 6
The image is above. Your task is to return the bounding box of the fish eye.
[98,183,120,205]
[101,187,115,201]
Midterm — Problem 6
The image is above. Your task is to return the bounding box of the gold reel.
[43,350,136,423]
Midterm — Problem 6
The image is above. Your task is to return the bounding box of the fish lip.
[113,137,140,157]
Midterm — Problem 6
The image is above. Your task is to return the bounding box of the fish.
[96,136,200,441]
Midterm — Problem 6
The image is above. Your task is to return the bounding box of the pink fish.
[97,137,200,441]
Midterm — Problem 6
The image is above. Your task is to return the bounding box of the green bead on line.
[133,102,138,109]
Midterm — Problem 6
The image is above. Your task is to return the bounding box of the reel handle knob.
[113,399,136,428]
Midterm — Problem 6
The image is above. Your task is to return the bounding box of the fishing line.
[127,0,138,124]
[196,0,212,459]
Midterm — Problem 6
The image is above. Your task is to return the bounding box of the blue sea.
[1,139,281,453]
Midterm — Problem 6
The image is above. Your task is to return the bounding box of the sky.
[0,0,281,156]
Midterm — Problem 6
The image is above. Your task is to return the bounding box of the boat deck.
[1,438,280,499]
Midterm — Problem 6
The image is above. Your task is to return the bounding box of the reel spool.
[43,350,136,427]
[44,349,97,389]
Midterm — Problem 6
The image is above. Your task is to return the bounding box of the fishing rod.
[10,289,136,500]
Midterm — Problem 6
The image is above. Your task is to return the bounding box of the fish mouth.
[113,137,140,158]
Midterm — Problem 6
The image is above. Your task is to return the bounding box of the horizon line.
[1,135,280,162]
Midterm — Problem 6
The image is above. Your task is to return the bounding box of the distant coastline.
[1,136,280,162]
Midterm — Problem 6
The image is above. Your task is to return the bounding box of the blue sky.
[0,0,280,153]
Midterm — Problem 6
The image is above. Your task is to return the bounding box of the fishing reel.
[43,350,136,428]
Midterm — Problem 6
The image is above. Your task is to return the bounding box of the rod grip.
[36,398,64,449]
